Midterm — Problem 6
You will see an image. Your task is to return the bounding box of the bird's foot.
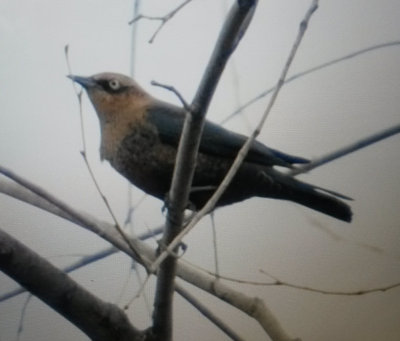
[156,239,187,258]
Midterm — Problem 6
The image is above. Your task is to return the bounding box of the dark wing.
[147,101,309,168]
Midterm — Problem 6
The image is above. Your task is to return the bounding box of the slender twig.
[289,123,400,176]
[181,263,400,296]
[307,216,400,261]
[210,212,220,278]
[259,269,400,296]
[220,40,400,125]
[129,0,193,43]
[64,45,87,152]
[151,0,319,278]
[151,80,190,110]
[16,294,32,341]
[130,0,141,76]
[175,283,246,341]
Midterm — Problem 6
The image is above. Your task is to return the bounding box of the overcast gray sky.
[1,1,400,340]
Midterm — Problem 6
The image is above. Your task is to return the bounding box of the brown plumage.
[68,72,352,222]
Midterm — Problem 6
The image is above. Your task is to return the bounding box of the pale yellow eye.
[109,79,120,90]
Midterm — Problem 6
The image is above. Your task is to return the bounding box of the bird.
[68,72,352,222]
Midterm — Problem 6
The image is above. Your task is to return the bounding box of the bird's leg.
[258,170,274,185]
[258,170,285,195]
[161,192,172,213]
[162,191,200,214]
[186,185,216,213]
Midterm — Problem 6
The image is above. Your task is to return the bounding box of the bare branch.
[152,2,258,339]
[289,123,400,176]
[175,265,299,341]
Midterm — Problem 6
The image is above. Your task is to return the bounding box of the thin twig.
[220,40,400,125]
[307,216,400,261]
[259,269,400,296]
[182,263,400,296]
[289,123,400,176]
[64,45,87,152]
[151,80,190,110]
[210,212,220,278]
[15,294,32,341]
[129,0,193,43]
[175,283,246,341]
[130,0,141,76]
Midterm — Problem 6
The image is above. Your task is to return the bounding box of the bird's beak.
[67,75,96,88]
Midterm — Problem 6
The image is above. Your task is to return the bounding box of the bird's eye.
[108,79,120,90]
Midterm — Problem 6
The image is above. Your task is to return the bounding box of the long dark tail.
[287,184,352,222]
[265,170,352,222]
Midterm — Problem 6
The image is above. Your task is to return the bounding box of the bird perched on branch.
[68,72,352,222]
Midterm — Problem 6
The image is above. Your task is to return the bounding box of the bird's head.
[68,72,153,161]
[67,72,151,121]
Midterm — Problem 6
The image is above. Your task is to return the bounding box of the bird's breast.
[110,123,177,199]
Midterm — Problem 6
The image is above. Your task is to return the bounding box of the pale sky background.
[0,1,400,340]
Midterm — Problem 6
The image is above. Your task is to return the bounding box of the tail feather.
[264,170,352,222]
[288,185,352,222]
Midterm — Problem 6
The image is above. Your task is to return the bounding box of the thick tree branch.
[175,262,298,341]
[0,228,144,341]
[152,1,258,340]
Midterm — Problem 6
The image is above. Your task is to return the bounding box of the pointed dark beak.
[67,75,96,88]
